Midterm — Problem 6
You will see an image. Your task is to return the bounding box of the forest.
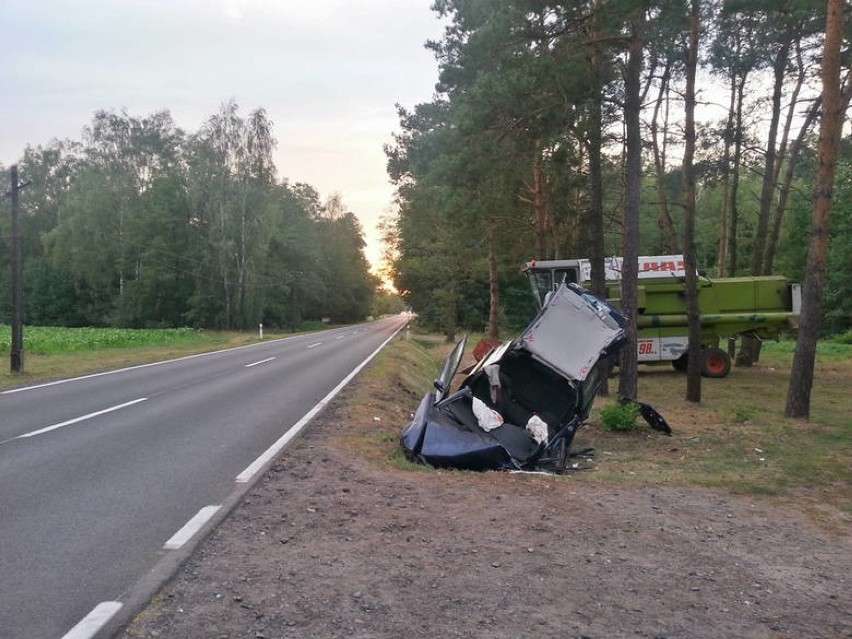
[384,0,850,340]
[0,102,378,331]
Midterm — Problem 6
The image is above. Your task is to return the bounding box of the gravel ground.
[120,395,850,639]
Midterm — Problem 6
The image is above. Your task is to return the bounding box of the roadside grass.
[0,325,295,389]
[576,340,851,525]
[337,334,441,471]
[337,333,850,527]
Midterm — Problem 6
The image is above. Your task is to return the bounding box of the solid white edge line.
[245,356,276,368]
[13,398,148,440]
[163,505,222,550]
[235,324,404,483]
[60,601,123,639]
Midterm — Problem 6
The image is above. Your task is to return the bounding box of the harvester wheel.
[701,347,731,378]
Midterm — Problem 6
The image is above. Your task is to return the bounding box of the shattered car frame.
[400,283,670,472]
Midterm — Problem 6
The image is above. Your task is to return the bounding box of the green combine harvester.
[522,255,800,378]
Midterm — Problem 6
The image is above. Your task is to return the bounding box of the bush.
[831,330,852,345]
[599,400,643,432]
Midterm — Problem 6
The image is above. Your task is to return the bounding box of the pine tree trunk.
[487,224,500,340]
[588,100,606,299]
[533,154,549,260]
[683,0,701,403]
[751,41,790,277]
[727,72,747,276]
[786,0,846,418]
[717,70,737,277]
[739,52,777,368]
[650,61,679,254]
[618,18,644,401]
[765,97,821,273]
[587,6,608,394]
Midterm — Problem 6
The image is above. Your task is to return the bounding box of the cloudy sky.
[0,0,445,270]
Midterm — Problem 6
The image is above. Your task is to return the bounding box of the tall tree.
[312,195,377,323]
[187,101,277,329]
[764,94,822,273]
[786,0,850,419]
[682,0,702,403]
[618,7,646,401]
[649,57,681,254]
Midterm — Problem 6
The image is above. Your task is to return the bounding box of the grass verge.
[338,334,851,529]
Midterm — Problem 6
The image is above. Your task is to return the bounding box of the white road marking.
[12,398,148,441]
[245,357,276,368]
[0,334,301,395]
[236,324,405,483]
[163,505,221,549]
[335,335,345,340]
[60,601,123,639]
[307,342,322,349]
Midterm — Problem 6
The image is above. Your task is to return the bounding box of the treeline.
[0,102,379,330]
[384,0,851,338]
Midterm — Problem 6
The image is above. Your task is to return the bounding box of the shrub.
[599,400,643,432]
[831,330,852,345]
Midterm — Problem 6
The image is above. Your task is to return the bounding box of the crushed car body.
[400,283,670,472]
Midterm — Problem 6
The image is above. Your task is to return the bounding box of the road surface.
[0,316,406,638]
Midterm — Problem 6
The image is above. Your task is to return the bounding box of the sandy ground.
[120,393,850,639]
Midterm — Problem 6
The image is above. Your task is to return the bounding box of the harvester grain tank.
[521,255,800,377]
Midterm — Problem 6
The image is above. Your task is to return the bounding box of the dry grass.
[337,334,851,530]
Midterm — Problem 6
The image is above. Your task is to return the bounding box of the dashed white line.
[164,505,222,549]
[307,342,322,349]
[335,335,345,340]
[1,334,301,395]
[60,601,123,639]
[11,398,148,441]
[245,357,276,368]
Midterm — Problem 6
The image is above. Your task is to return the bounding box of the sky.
[0,0,446,273]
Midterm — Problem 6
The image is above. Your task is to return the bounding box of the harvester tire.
[701,347,731,378]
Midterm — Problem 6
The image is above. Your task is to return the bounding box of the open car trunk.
[401,283,666,472]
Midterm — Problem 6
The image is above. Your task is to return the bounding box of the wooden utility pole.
[9,165,29,373]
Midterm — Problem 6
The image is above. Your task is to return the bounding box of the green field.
[0,325,269,388]
[0,325,216,355]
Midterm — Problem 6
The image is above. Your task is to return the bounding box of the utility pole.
[8,165,30,373]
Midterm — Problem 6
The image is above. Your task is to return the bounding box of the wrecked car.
[400,282,670,472]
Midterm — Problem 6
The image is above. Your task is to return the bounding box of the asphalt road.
[0,316,406,639]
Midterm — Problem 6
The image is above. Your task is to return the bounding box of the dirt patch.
[121,391,850,639]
